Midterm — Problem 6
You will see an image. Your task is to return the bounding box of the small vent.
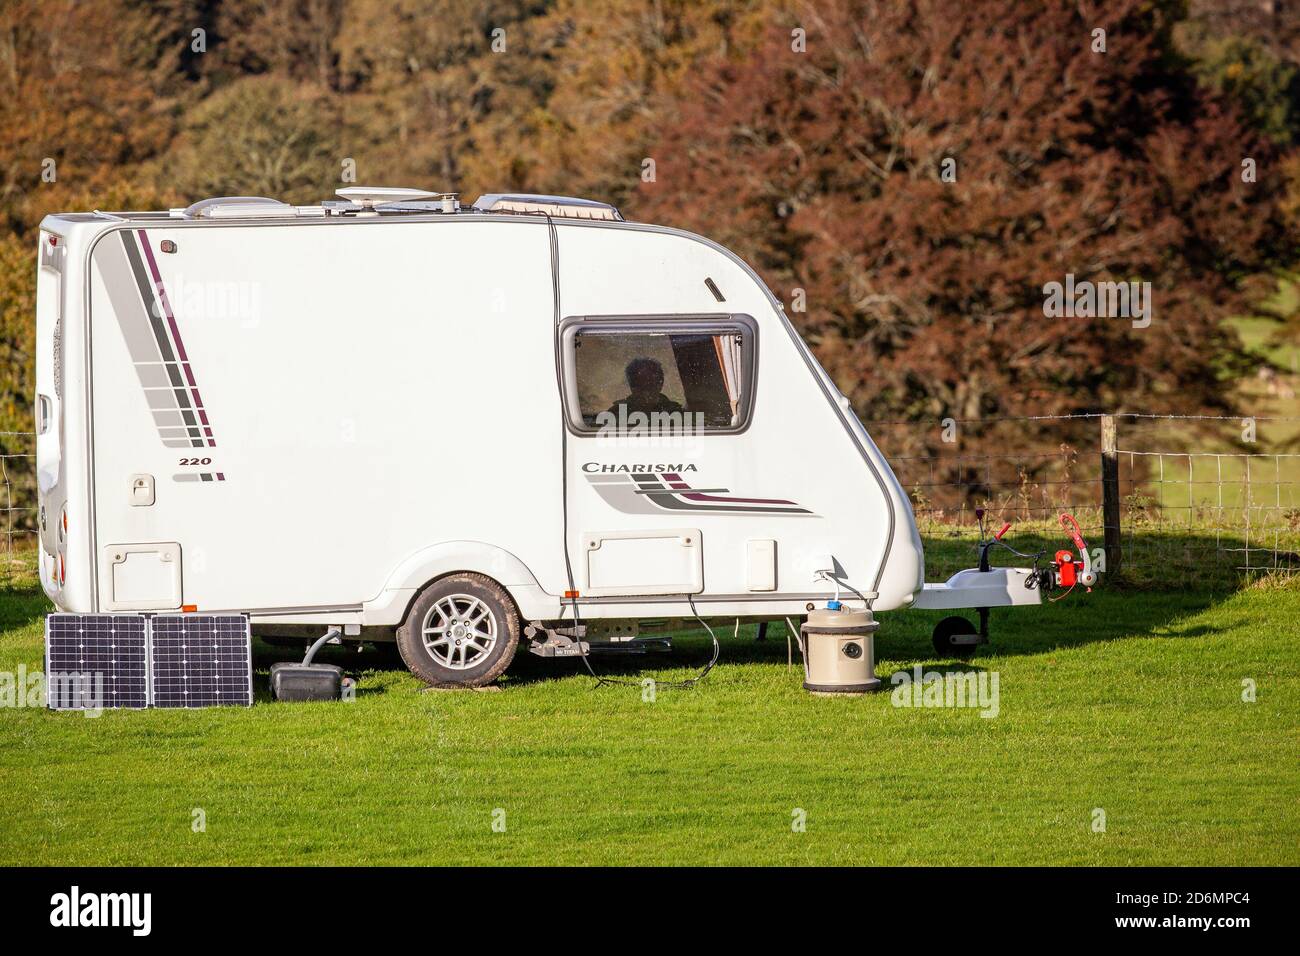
[177,197,327,220]
[182,196,291,219]
[472,193,623,221]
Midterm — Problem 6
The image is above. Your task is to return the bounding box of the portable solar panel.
[149,614,253,708]
[44,613,149,710]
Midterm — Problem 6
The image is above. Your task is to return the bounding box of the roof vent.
[336,186,459,213]
[471,193,623,221]
[180,196,303,220]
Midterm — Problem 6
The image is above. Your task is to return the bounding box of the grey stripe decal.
[119,232,179,366]
[97,237,165,366]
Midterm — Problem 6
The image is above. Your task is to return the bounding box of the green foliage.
[1184,32,1300,146]
[159,76,345,204]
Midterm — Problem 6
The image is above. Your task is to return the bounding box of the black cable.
[834,577,871,608]
[989,539,1047,561]
[544,213,598,682]
[578,592,721,689]
[680,594,722,686]
[973,512,1046,562]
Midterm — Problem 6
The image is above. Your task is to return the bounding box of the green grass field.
[1,573,1296,866]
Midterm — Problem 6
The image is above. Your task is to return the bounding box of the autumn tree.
[1179,0,1300,380]
[332,0,559,192]
[2,0,1297,494]
[633,0,1293,473]
[0,0,180,232]
[462,0,772,205]
[0,0,188,467]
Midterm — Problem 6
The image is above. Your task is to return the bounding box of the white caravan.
[34,188,1088,686]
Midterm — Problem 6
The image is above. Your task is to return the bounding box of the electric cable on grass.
[580,597,723,689]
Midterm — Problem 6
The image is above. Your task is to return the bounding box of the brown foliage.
[0,0,180,233]
[632,0,1292,458]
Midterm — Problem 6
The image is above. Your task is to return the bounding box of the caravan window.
[565,317,756,435]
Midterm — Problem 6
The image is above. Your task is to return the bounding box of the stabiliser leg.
[948,608,989,647]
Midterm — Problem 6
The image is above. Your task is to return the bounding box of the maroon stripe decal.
[663,473,799,506]
[137,232,188,362]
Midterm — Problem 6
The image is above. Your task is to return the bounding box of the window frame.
[559,313,760,437]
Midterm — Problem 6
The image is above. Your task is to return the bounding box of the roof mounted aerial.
[472,193,623,221]
[335,186,459,213]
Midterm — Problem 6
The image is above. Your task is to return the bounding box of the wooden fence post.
[1100,414,1122,577]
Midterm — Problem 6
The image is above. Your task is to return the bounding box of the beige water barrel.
[800,607,881,694]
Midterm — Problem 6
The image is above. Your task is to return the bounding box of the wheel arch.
[363,541,552,628]
[395,569,524,687]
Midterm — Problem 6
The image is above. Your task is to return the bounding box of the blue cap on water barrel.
[826,600,842,611]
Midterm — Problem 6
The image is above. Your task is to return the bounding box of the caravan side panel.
[553,222,923,611]
[87,219,564,617]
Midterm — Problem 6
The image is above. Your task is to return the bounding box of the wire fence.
[3,412,1298,591]
[0,431,38,589]
[866,412,1300,585]
[885,443,1107,581]
[1120,449,1300,579]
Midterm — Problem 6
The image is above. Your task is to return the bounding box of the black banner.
[0,866,1282,942]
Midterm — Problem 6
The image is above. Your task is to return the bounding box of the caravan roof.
[46,187,625,227]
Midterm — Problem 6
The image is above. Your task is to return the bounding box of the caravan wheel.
[397,573,520,687]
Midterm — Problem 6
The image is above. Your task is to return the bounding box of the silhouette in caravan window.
[607,357,685,419]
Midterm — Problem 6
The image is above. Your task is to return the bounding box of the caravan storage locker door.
[582,529,702,597]
[102,542,183,611]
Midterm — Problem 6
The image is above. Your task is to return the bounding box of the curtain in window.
[713,334,743,424]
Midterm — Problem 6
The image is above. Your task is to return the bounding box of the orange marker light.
[181,604,197,613]
[564,590,580,599]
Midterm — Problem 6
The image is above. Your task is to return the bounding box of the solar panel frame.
[44,613,150,710]
[148,613,253,708]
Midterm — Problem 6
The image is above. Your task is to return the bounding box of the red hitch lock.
[1052,514,1097,591]
[1054,549,1077,587]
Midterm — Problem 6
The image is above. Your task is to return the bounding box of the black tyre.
[396,573,520,687]
[932,615,979,661]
